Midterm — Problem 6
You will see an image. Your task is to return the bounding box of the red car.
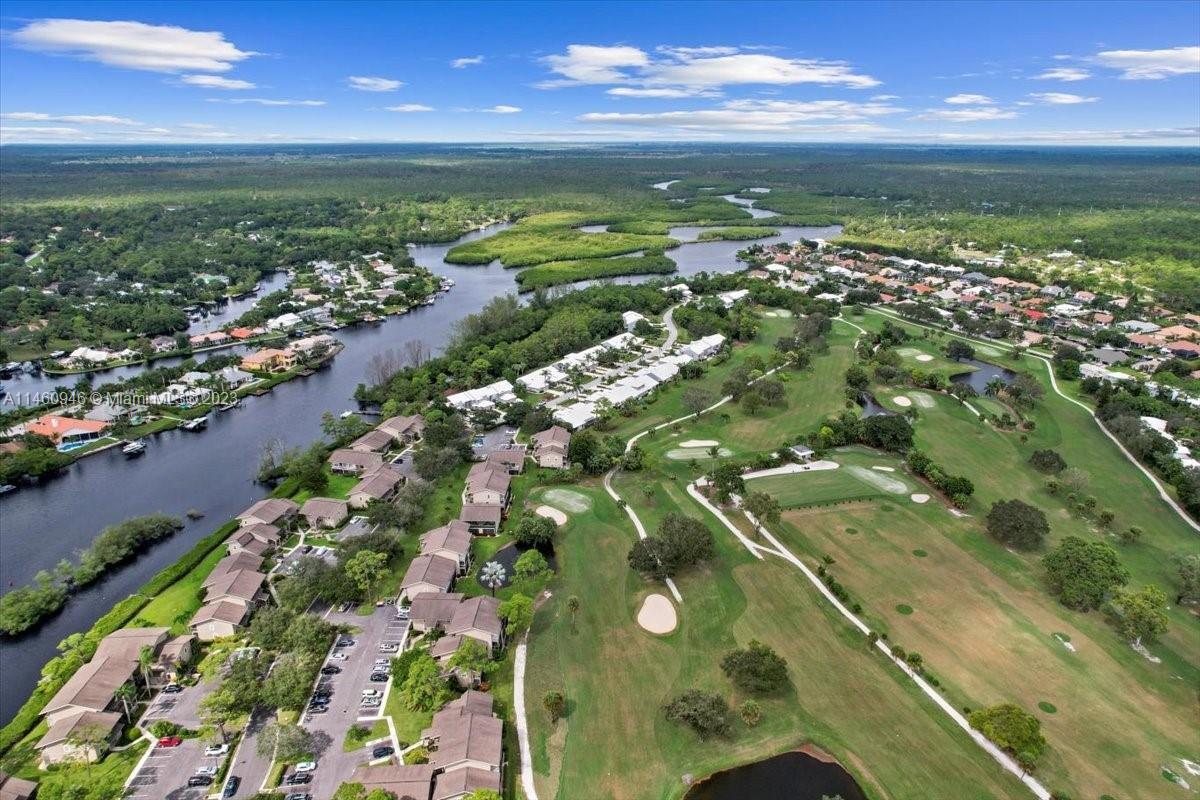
[157,736,183,747]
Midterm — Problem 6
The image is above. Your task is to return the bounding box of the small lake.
[684,750,867,800]
[857,392,892,417]
[476,542,557,588]
[949,358,1017,394]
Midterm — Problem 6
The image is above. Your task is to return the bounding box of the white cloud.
[871,94,900,101]
[607,87,716,98]
[578,98,904,132]
[1,111,141,125]
[482,105,522,114]
[12,18,256,73]
[385,104,434,112]
[179,122,216,129]
[540,44,879,91]
[210,98,326,106]
[0,126,83,141]
[1033,67,1091,82]
[348,76,403,92]
[913,107,1019,122]
[1094,46,1200,79]
[1029,92,1098,104]
[944,93,994,104]
[451,56,484,68]
[181,74,255,90]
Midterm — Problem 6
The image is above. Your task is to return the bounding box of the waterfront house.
[459,503,503,536]
[419,521,473,574]
[400,554,459,600]
[25,415,109,450]
[0,771,38,799]
[226,522,281,554]
[204,553,265,589]
[237,498,299,528]
[203,569,266,609]
[350,429,394,453]
[189,331,230,347]
[301,497,349,529]
[150,335,176,353]
[216,366,254,388]
[464,465,511,508]
[36,710,123,767]
[189,600,251,641]
[228,326,260,340]
[348,468,402,509]
[225,533,271,558]
[240,348,296,373]
[83,401,143,425]
[328,448,384,476]
[377,414,426,443]
[531,426,571,468]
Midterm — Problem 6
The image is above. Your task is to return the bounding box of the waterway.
[949,358,1017,394]
[683,750,867,800]
[0,196,840,724]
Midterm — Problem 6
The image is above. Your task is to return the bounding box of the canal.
[0,203,840,724]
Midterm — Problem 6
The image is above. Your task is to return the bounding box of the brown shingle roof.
[432,765,501,800]
[420,521,473,559]
[351,429,395,452]
[465,465,510,499]
[351,467,402,500]
[409,592,466,628]
[423,690,503,771]
[204,569,264,604]
[459,503,502,525]
[237,498,298,526]
[447,595,503,640]
[189,600,248,627]
[203,553,265,587]
[349,763,435,799]
[41,656,136,716]
[378,414,425,439]
[37,710,122,749]
[531,425,570,450]
[401,555,458,593]
[328,448,384,471]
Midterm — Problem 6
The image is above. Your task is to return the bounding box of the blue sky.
[1,0,1197,145]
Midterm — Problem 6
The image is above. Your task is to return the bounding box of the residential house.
[36,710,123,767]
[378,414,426,443]
[349,467,403,509]
[531,425,571,469]
[156,635,195,681]
[301,497,350,529]
[228,327,260,340]
[483,448,525,475]
[421,690,503,789]
[419,521,474,574]
[457,503,503,535]
[347,765,437,800]
[189,331,230,347]
[25,415,109,449]
[328,448,384,476]
[400,555,459,600]
[225,523,281,556]
[1088,348,1129,366]
[237,498,299,528]
[621,310,647,331]
[150,335,176,353]
[446,595,504,653]
[240,348,296,373]
[465,464,511,508]
[1166,341,1200,358]
[203,569,265,609]
[189,601,251,641]
[1160,325,1199,341]
[203,553,265,589]
[215,366,254,388]
[408,592,466,634]
[350,429,394,453]
[83,401,143,425]
[0,771,38,800]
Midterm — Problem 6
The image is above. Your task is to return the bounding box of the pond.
[476,541,557,588]
[949,358,1017,394]
[684,750,867,800]
[857,392,892,417]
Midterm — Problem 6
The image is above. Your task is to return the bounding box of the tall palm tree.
[480,561,506,597]
[138,645,155,698]
[114,682,137,724]
[707,445,720,475]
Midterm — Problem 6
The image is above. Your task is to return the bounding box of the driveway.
[299,606,407,800]
[143,680,216,730]
[126,738,225,800]
[226,706,275,799]
[471,425,517,460]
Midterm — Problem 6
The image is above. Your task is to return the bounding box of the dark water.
[857,393,892,417]
[948,358,1017,394]
[475,542,558,588]
[684,751,867,800]
[0,210,843,724]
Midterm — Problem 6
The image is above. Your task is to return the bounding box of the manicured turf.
[136,539,229,630]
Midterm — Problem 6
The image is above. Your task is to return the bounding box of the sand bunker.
[542,488,592,513]
[637,593,678,634]
[915,354,934,362]
[847,465,908,494]
[667,446,733,460]
[679,439,719,448]
[535,505,568,526]
[909,392,936,409]
[910,493,931,504]
[891,395,913,408]
[871,465,895,472]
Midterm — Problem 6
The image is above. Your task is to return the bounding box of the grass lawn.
[343,718,390,751]
[292,468,360,504]
[135,542,229,630]
[524,479,1027,800]
[745,449,915,508]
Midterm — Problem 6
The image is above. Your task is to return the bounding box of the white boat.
[122,441,146,456]
[182,416,208,431]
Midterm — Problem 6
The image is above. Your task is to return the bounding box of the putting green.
[541,488,593,513]
[846,465,908,494]
[665,446,733,460]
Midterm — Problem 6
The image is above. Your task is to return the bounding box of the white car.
[361,689,381,698]
[330,653,348,661]
[378,643,399,653]
[394,608,410,619]
[204,744,229,757]
[196,766,217,777]
[294,761,317,773]
[360,698,381,707]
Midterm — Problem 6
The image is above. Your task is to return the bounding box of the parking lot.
[126,737,228,800]
[296,605,408,800]
[471,424,518,460]
[143,679,215,729]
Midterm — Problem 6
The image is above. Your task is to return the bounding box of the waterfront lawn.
[445,213,676,268]
[136,542,229,631]
[772,500,1199,800]
[524,480,1027,800]
[291,468,359,504]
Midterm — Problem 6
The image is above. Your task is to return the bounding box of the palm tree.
[566,596,580,632]
[480,561,506,597]
[707,445,720,475]
[138,645,155,698]
[114,682,137,724]
[984,377,1005,398]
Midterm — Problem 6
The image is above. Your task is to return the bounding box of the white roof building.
[622,311,647,331]
[446,379,517,410]
[717,289,750,308]
[553,403,598,430]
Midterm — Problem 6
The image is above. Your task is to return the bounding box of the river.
[0,198,840,724]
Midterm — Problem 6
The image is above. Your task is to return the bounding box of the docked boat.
[218,398,241,412]
[122,440,146,457]
[182,416,208,431]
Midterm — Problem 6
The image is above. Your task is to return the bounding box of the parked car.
[285,773,312,785]
[162,683,184,694]
[187,775,213,787]
[300,544,312,554]
[361,689,381,698]
[330,653,348,661]
[369,672,389,682]
[337,638,355,647]
[372,745,394,758]
[378,643,399,653]
[294,761,317,773]
[157,736,183,747]
[394,607,410,619]
[284,794,311,800]
[204,744,229,757]
[306,706,328,714]
[222,776,240,798]
[196,766,217,777]
[320,665,341,675]
[361,698,381,708]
